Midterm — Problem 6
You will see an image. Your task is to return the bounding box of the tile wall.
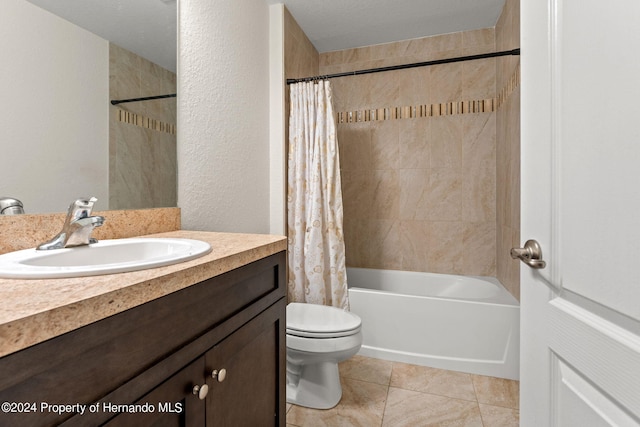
[321,30,499,276]
[283,6,320,151]
[283,2,521,296]
[496,0,521,299]
[284,8,319,80]
[109,44,177,210]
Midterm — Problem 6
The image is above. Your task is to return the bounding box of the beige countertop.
[0,230,286,358]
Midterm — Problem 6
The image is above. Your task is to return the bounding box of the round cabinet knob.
[212,368,227,382]
[192,383,209,400]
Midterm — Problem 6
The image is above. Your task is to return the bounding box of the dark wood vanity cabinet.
[105,301,283,427]
[105,355,206,427]
[0,251,286,427]
[205,303,281,426]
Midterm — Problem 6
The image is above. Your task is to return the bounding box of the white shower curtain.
[287,80,348,309]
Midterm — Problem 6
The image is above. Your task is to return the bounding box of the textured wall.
[178,0,271,233]
[268,4,286,235]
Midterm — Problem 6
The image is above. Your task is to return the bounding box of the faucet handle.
[72,196,98,208]
[0,197,24,215]
[36,197,104,250]
[69,196,98,219]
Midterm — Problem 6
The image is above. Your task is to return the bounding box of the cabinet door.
[205,300,286,427]
[103,357,206,427]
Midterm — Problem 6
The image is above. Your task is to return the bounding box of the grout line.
[471,373,480,403]
[470,375,486,427]
[477,401,487,427]
[378,362,398,427]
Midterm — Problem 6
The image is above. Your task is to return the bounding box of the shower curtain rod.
[110,93,176,105]
[286,48,520,85]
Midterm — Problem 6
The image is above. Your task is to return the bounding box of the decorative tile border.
[496,62,520,110]
[337,64,520,124]
[116,108,176,135]
[337,99,496,123]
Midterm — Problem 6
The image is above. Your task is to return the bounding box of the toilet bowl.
[286,302,363,409]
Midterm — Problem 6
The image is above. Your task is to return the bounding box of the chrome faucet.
[0,197,24,215]
[37,197,105,250]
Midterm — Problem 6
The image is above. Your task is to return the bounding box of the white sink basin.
[0,238,212,279]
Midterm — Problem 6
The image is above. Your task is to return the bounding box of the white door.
[520,0,640,426]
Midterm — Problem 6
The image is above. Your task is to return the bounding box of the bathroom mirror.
[1,0,177,214]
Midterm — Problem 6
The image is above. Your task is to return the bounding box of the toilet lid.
[286,303,361,338]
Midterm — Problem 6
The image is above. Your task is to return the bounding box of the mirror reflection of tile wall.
[109,43,177,210]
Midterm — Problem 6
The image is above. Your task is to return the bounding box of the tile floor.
[286,355,519,427]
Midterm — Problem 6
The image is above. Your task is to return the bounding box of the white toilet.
[286,302,363,409]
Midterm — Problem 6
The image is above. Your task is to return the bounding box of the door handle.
[511,240,546,269]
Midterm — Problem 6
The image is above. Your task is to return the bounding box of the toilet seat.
[287,330,363,354]
[286,303,362,338]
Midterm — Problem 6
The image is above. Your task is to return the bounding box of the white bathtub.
[347,268,520,380]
